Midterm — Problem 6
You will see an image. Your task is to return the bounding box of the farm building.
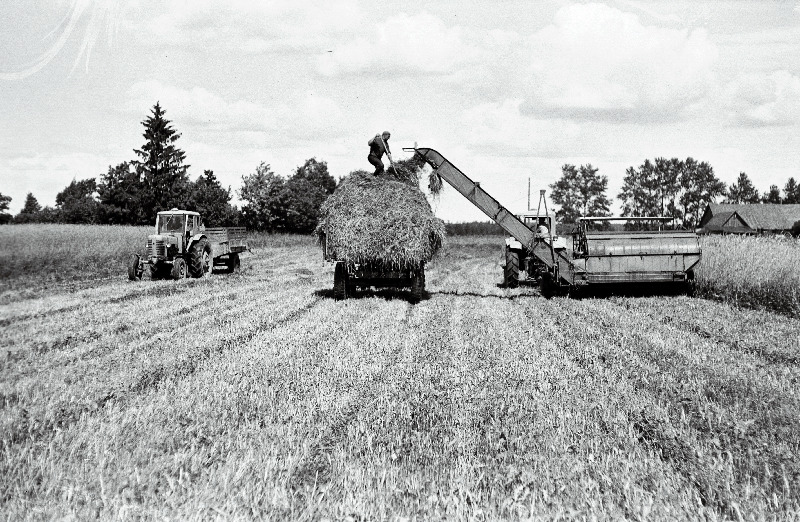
[698,203,800,235]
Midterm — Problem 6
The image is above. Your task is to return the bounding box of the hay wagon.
[321,234,425,302]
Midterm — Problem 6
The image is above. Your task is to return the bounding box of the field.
[1,226,799,519]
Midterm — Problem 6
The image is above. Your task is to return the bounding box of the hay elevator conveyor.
[407,147,701,296]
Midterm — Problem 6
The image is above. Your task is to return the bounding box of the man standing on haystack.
[367,131,392,176]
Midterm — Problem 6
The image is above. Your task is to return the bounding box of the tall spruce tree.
[133,103,191,224]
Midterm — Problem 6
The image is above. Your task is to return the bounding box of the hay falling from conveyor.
[316,168,445,269]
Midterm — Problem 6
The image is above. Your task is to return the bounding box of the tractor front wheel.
[171,258,188,280]
[504,248,520,288]
[128,254,142,281]
[333,261,349,300]
[540,272,556,299]
[189,238,211,278]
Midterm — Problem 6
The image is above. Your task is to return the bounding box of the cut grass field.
[1,227,799,519]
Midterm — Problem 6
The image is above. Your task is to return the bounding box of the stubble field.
[1,228,799,520]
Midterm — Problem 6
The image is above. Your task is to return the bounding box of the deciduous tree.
[784,177,799,204]
[97,162,143,225]
[282,158,337,233]
[679,158,726,228]
[239,162,286,232]
[190,170,238,226]
[762,184,782,204]
[550,163,611,224]
[725,172,760,204]
[56,178,98,224]
[0,192,11,224]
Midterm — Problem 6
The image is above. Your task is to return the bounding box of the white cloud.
[123,80,346,140]
[130,0,363,53]
[522,3,718,121]
[317,12,485,77]
[719,70,800,126]
[458,99,581,158]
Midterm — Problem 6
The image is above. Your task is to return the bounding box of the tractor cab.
[152,210,203,255]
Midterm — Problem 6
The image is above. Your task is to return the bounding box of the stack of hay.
[316,165,445,269]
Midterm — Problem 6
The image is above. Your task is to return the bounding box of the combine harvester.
[405,147,701,297]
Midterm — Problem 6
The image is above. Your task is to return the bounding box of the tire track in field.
[0,303,85,329]
[288,301,412,497]
[572,298,800,517]
[1,297,323,448]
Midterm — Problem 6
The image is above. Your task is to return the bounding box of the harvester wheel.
[410,269,425,303]
[128,254,142,281]
[189,238,211,278]
[685,270,696,297]
[333,261,348,300]
[227,253,241,274]
[171,258,188,280]
[540,273,556,299]
[504,248,520,288]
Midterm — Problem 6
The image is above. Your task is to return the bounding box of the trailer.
[405,147,701,297]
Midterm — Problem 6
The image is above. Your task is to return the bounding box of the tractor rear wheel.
[128,254,141,281]
[189,238,211,278]
[410,268,425,303]
[334,262,349,300]
[171,258,188,280]
[504,248,520,288]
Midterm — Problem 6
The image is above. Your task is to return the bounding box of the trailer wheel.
[504,248,520,288]
[227,253,241,274]
[171,258,188,280]
[333,261,348,300]
[410,268,425,303]
[128,254,142,281]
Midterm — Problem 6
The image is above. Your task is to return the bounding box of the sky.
[2,0,800,222]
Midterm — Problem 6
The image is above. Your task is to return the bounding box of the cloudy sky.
[2,0,800,221]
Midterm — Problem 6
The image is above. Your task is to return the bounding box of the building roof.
[700,204,800,231]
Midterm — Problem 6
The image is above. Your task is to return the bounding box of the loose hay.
[316,170,445,269]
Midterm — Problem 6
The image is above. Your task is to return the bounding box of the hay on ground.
[316,171,445,269]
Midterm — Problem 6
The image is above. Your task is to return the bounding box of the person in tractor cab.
[367,131,392,176]
[536,217,550,238]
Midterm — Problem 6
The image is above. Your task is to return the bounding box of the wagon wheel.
[333,261,348,300]
[410,268,425,303]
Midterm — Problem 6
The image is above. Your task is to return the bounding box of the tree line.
[0,103,338,233]
[550,158,800,229]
